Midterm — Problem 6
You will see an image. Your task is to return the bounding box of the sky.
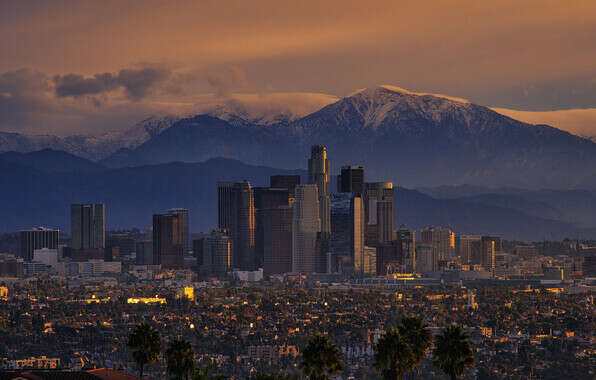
[1,0,596,136]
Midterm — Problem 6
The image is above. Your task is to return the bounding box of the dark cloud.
[53,67,171,101]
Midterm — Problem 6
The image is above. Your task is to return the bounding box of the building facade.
[19,227,60,261]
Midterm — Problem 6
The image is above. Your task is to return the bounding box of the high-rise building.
[292,184,322,273]
[135,241,153,265]
[254,187,290,268]
[167,208,190,253]
[218,181,256,270]
[153,213,184,268]
[338,165,364,195]
[196,229,232,277]
[19,227,60,261]
[481,236,500,274]
[364,182,394,245]
[376,241,401,275]
[308,145,331,235]
[396,226,416,272]
[457,235,482,265]
[270,175,301,198]
[330,193,364,274]
[420,226,455,261]
[262,205,293,276]
[416,243,438,272]
[71,204,105,250]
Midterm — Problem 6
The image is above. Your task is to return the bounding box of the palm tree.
[301,334,344,380]
[127,322,161,379]
[373,328,415,380]
[166,337,196,380]
[432,325,474,380]
[399,317,432,373]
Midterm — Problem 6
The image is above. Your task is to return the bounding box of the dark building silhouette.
[338,165,364,195]
[363,182,394,246]
[254,187,290,268]
[330,193,364,274]
[396,226,415,272]
[135,241,153,265]
[262,206,293,276]
[19,227,60,261]
[376,240,402,275]
[153,213,184,268]
[218,181,256,270]
[71,204,105,250]
[270,175,301,197]
[481,236,501,273]
[167,208,190,252]
[195,229,232,277]
[308,145,331,235]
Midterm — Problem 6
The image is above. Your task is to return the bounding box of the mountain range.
[1,149,595,240]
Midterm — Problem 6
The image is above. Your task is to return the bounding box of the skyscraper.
[153,213,184,268]
[71,204,105,250]
[308,145,330,235]
[270,175,301,198]
[262,205,293,276]
[457,235,482,265]
[330,193,364,274]
[338,165,364,195]
[19,227,60,262]
[396,226,416,272]
[218,181,256,270]
[481,236,501,274]
[254,187,290,269]
[167,208,190,253]
[196,229,232,277]
[364,182,394,245]
[292,184,321,273]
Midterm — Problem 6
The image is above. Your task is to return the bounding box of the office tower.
[363,246,377,275]
[262,206,293,276]
[167,208,190,253]
[338,165,364,195]
[308,145,331,235]
[457,235,482,265]
[396,226,416,272]
[376,240,401,275]
[71,204,105,250]
[196,229,232,277]
[416,243,438,272]
[108,233,136,256]
[330,193,364,274]
[292,184,321,273]
[254,187,290,268]
[481,236,500,273]
[153,213,184,268]
[218,181,256,270]
[19,227,60,261]
[270,175,301,198]
[364,182,394,245]
[420,226,455,261]
[135,241,153,265]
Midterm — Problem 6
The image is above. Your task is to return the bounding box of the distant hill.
[0,153,594,240]
[0,149,106,173]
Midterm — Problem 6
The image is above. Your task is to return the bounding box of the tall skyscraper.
[396,226,416,272]
[262,205,293,276]
[416,243,438,272]
[330,193,364,274]
[254,187,290,269]
[364,182,394,245]
[153,213,184,268]
[218,181,256,270]
[167,208,190,253]
[308,145,331,235]
[71,204,105,250]
[420,226,455,262]
[135,241,153,265]
[292,184,321,273]
[19,227,60,261]
[270,175,301,198]
[338,165,364,195]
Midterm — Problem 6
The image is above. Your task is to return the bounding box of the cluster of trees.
[127,317,474,380]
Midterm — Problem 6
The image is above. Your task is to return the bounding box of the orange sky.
[0,0,595,135]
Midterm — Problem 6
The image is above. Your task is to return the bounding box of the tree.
[399,317,432,373]
[127,322,161,379]
[301,334,344,380]
[432,325,474,380]
[166,337,196,380]
[373,328,415,380]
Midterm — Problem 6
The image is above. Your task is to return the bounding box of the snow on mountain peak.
[347,85,470,104]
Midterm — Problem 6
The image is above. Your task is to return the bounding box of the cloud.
[53,66,171,101]
[205,66,249,97]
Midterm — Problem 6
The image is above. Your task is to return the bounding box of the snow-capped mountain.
[100,85,596,189]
